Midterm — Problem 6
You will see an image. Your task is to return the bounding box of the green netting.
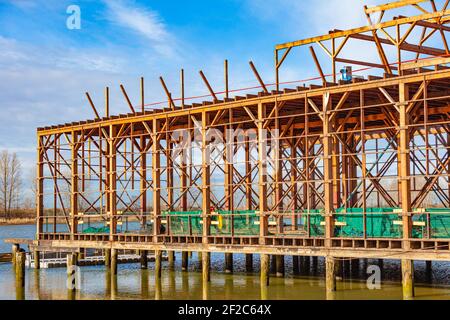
[412,209,450,239]
[163,211,203,236]
[82,226,110,234]
[211,210,260,236]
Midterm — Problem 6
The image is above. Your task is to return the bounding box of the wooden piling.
[15,251,26,300]
[401,259,414,300]
[293,256,299,275]
[181,251,188,271]
[155,250,162,279]
[168,251,175,269]
[270,255,276,274]
[260,254,269,286]
[246,254,253,272]
[202,252,210,282]
[276,255,284,277]
[104,249,111,267]
[111,248,118,276]
[140,250,148,269]
[12,244,19,267]
[225,253,233,273]
[33,250,40,270]
[325,256,336,292]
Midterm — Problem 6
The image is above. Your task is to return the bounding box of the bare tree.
[0,150,22,218]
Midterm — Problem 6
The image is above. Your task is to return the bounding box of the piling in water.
[182,251,188,271]
[15,251,25,300]
[246,254,253,272]
[325,256,336,292]
[104,249,111,268]
[34,250,40,270]
[293,256,299,275]
[202,252,210,282]
[155,250,162,279]
[140,250,148,269]
[276,255,285,277]
[260,254,269,287]
[111,248,118,276]
[168,251,175,269]
[225,253,233,273]
[401,259,414,300]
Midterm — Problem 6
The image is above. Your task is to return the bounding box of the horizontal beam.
[401,56,450,70]
[275,10,450,50]
[364,0,428,14]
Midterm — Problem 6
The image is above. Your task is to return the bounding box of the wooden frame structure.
[26,1,450,263]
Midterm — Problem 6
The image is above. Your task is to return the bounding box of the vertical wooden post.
[111,248,118,276]
[293,256,299,275]
[276,255,285,277]
[224,60,229,99]
[260,254,270,286]
[105,87,110,117]
[323,93,334,246]
[274,103,284,234]
[202,251,210,282]
[399,83,412,248]
[258,103,268,243]
[71,130,79,239]
[34,250,40,270]
[105,249,111,268]
[225,253,233,273]
[140,250,148,269]
[401,259,414,299]
[140,77,145,113]
[201,112,211,244]
[140,135,147,229]
[155,250,162,279]
[246,254,253,272]
[12,244,19,267]
[37,135,44,237]
[168,251,175,269]
[182,251,189,271]
[325,256,337,293]
[152,119,161,241]
[15,251,26,300]
[108,125,117,241]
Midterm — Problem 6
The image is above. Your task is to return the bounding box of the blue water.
[0,224,35,252]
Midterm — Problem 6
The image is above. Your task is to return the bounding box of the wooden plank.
[401,56,450,70]
[364,0,428,14]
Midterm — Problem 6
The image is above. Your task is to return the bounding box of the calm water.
[1,225,450,300]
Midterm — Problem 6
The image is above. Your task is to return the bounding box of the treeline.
[0,150,34,219]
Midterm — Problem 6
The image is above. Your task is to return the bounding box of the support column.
[260,254,269,286]
[257,103,268,243]
[293,256,299,275]
[71,131,79,239]
[155,250,162,279]
[104,249,111,268]
[201,112,211,246]
[37,136,44,237]
[34,250,40,270]
[152,119,161,242]
[168,251,175,269]
[401,259,414,300]
[12,244,19,267]
[276,255,284,277]
[15,251,26,300]
[182,251,189,271]
[323,93,335,246]
[202,252,210,282]
[399,83,412,248]
[246,254,253,272]
[140,250,148,269]
[225,253,233,273]
[108,125,117,241]
[325,256,337,293]
[111,248,118,276]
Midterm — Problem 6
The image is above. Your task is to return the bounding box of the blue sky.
[0,0,445,194]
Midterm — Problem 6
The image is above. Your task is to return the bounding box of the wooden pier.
[5,1,450,300]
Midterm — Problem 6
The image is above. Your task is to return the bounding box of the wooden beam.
[364,0,428,14]
[249,61,269,93]
[85,92,100,119]
[199,70,218,101]
[159,76,175,109]
[120,84,137,114]
[309,46,327,85]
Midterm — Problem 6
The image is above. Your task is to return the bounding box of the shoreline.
[0,219,35,226]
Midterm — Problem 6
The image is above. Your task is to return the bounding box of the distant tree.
[0,150,22,218]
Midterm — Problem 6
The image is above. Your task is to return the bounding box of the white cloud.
[103,0,176,58]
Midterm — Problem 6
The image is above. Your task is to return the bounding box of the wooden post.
[246,254,253,272]
[276,255,285,277]
[152,119,161,242]
[155,250,162,279]
[201,112,211,244]
[12,244,19,267]
[108,125,117,241]
[293,256,299,275]
[225,253,233,273]
[399,83,412,248]
[34,250,40,270]
[105,249,111,267]
[323,93,335,246]
[111,248,118,276]
[197,251,203,264]
[260,254,269,286]
[15,251,26,300]
[168,251,175,269]
[37,135,44,237]
[182,251,189,271]
[71,131,79,239]
[258,103,268,243]
[202,251,210,282]
[325,256,337,293]
[401,259,414,299]
[140,250,148,269]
